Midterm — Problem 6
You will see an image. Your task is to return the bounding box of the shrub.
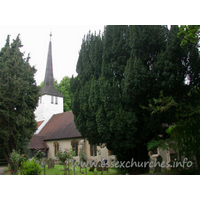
[56,147,75,165]
[10,150,27,174]
[22,158,41,175]
[34,149,46,162]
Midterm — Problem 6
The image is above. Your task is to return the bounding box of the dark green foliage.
[0,35,40,164]
[71,25,200,173]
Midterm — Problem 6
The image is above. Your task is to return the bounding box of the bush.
[34,149,46,162]
[22,158,41,175]
[56,147,75,165]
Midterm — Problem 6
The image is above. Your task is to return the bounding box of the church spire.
[44,33,54,87]
[39,33,63,97]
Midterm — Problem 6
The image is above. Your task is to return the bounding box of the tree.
[145,26,200,169]
[121,25,169,173]
[0,35,40,165]
[146,89,200,169]
[177,25,200,47]
[71,26,169,174]
[55,76,71,112]
[71,25,200,174]
[71,31,103,145]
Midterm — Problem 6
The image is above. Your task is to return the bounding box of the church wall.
[34,97,45,121]
[46,138,82,162]
[80,139,116,163]
[46,138,116,164]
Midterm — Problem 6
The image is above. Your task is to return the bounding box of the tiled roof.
[39,111,82,141]
[37,121,44,128]
[28,135,49,149]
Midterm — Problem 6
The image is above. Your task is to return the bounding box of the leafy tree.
[0,35,39,165]
[55,76,71,112]
[177,25,200,47]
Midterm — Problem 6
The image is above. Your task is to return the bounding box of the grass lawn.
[4,164,118,175]
[41,164,118,175]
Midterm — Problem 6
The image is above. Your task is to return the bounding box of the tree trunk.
[4,148,12,165]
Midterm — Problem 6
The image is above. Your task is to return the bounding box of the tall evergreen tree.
[0,35,39,164]
[71,25,200,174]
[71,31,103,144]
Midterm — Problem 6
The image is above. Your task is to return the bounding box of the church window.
[90,144,97,156]
[54,142,59,156]
[55,96,58,104]
[51,96,54,104]
[71,140,79,156]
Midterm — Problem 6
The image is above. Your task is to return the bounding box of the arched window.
[54,142,59,156]
[71,140,79,156]
[90,144,97,156]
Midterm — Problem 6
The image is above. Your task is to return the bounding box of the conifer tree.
[71,25,200,174]
[71,31,103,144]
[0,35,39,164]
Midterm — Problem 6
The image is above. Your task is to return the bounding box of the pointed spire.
[44,34,54,87]
[39,33,63,97]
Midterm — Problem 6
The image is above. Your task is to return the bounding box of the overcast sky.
[0,25,105,85]
[0,1,195,86]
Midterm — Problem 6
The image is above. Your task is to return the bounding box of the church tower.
[35,33,63,122]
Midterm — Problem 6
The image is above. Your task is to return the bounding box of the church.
[29,34,115,163]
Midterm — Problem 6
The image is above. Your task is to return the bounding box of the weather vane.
[50,32,52,40]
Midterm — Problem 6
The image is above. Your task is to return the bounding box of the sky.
[0,25,105,85]
[0,1,196,86]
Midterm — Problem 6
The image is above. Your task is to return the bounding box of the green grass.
[41,164,118,175]
[4,164,118,175]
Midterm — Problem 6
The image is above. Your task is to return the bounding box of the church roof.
[37,121,44,128]
[28,135,49,149]
[39,35,63,97]
[39,111,82,141]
